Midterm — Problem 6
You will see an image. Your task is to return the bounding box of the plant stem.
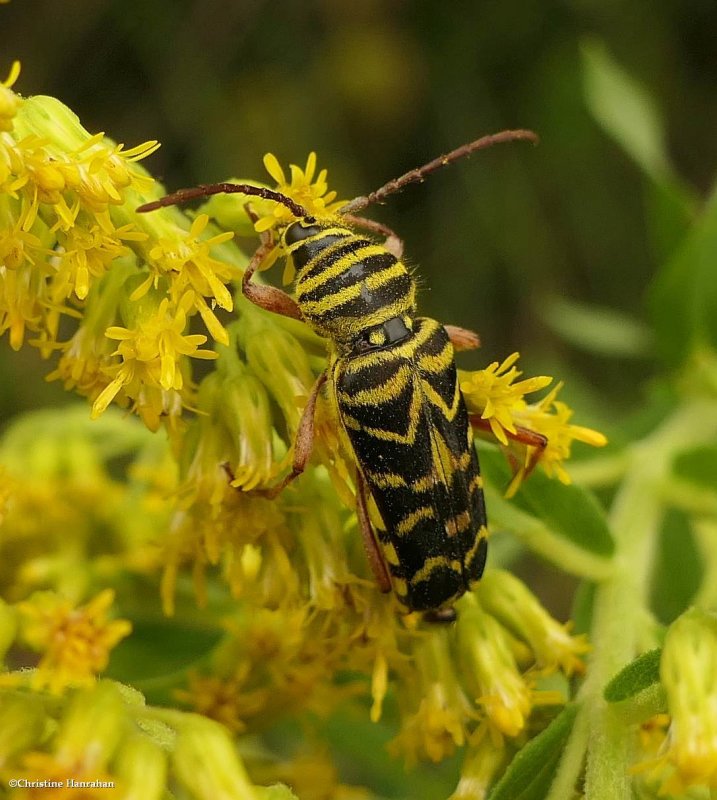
[547,399,717,800]
[583,400,717,799]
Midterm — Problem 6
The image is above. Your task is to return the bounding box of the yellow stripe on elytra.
[342,383,423,444]
[410,556,462,586]
[464,524,489,581]
[364,470,407,489]
[381,541,401,566]
[417,340,454,374]
[336,363,413,406]
[469,473,484,492]
[420,374,461,420]
[396,505,435,535]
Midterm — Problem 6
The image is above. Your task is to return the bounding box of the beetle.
[138,130,545,615]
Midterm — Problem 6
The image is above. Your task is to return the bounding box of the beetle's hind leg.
[355,471,392,594]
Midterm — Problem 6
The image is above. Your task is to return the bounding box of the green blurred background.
[3,0,717,417]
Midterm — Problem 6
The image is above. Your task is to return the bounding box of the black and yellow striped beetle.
[139,130,544,617]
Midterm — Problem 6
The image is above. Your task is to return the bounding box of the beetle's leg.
[444,325,481,352]
[242,240,304,321]
[241,202,304,320]
[255,371,327,499]
[342,213,404,260]
[355,471,392,593]
[470,415,548,482]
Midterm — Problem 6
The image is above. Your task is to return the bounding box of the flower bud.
[660,608,717,789]
[172,717,257,800]
[114,734,167,800]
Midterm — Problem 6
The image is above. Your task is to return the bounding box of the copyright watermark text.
[8,778,116,789]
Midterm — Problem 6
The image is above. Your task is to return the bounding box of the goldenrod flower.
[16,589,131,692]
[0,61,21,131]
[390,632,473,765]
[460,353,606,493]
[655,608,717,794]
[254,151,348,235]
[454,594,532,738]
[53,216,147,301]
[91,291,217,429]
[449,727,506,800]
[269,748,374,800]
[390,680,471,765]
[476,570,589,676]
[171,717,258,800]
[513,382,608,484]
[141,213,237,325]
[176,668,269,734]
[460,353,552,444]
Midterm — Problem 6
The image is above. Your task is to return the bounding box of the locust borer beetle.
[139,130,545,618]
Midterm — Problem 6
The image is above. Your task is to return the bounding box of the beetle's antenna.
[137,183,308,218]
[340,129,539,214]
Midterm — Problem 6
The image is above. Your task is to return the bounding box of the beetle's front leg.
[242,241,305,321]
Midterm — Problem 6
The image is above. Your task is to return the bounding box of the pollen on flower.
[15,589,131,692]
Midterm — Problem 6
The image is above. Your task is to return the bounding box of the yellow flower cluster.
[0,681,263,800]
[13,589,131,693]
[633,609,717,796]
[0,66,244,431]
[460,353,607,494]
[0,71,612,799]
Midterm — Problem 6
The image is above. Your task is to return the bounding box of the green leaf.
[482,449,614,558]
[581,40,670,181]
[650,508,703,624]
[674,445,717,490]
[541,297,652,358]
[643,178,697,266]
[488,705,578,800]
[107,619,223,704]
[604,649,661,703]
[648,186,717,367]
[581,39,697,266]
